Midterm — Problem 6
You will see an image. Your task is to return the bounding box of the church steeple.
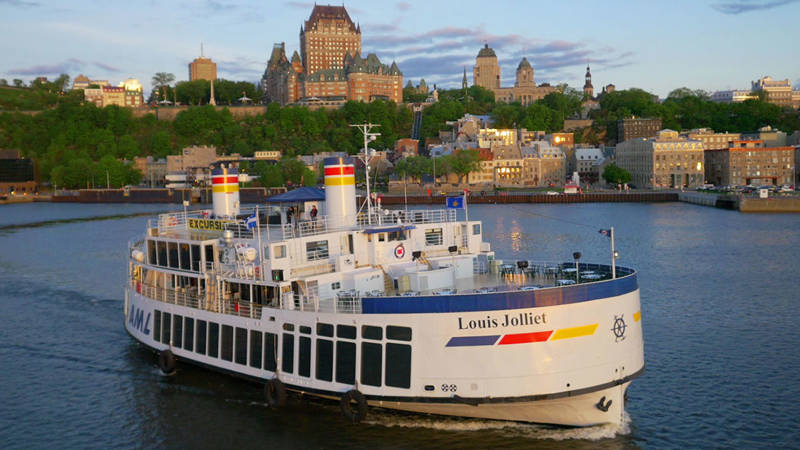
[583,65,594,98]
[462,67,468,90]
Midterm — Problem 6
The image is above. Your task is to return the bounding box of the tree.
[152,72,175,102]
[13,79,24,87]
[602,163,632,185]
[449,149,482,183]
[0,79,7,86]
[252,161,284,187]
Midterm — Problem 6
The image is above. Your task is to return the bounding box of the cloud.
[711,0,799,14]
[285,1,314,8]
[8,58,84,76]
[94,62,121,72]
[396,1,411,11]
[0,0,39,7]
[216,55,264,79]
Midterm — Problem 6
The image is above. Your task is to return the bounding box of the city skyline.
[2,0,799,98]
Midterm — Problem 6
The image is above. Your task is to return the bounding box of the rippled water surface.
[1,202,799,449]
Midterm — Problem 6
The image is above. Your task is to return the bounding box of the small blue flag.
[599,228,611,238]
[246,213,258,230]
[446,197,463,209]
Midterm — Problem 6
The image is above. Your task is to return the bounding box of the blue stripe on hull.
[361,273,638,314]
[446,335,501,347]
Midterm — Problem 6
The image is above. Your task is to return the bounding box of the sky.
[1,0,799,98]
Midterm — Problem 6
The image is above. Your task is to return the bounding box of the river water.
[1,202,799,449]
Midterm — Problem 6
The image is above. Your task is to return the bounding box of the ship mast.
[350,123,380,225]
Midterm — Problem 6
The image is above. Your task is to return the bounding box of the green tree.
[151,72,175,102]
[449,149,482,183]
[602,163,632,185]
[252,161,284,187]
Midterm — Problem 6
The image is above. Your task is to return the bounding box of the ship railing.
[356,209,456,226]
[135,281,264,319]
[280,293,362,314]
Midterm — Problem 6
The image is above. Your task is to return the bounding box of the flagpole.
[463,189,469,222]
[611,226,616,279]
[256,206,264,281]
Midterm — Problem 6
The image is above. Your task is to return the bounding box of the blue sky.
[1,0,799,98]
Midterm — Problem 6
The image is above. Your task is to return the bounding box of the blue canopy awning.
[362,225,416,234]
[265,187,325,203]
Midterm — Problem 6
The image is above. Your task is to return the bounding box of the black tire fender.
[265,378,287,408]
[339,389,367,423]
[158,349,176,374]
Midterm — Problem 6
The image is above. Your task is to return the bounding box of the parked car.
[546,191,559,196]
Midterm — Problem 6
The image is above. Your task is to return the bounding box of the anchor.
[596,396,613,412]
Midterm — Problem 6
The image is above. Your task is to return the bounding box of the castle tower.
[300,5,361,75]
[584,65,594,98]
[473,43,500,90]
[515,57,534,88]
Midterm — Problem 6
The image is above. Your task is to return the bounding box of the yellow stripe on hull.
[550,324,599,340]
[212,185,240,193]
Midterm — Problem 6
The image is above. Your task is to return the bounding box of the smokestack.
[211,165,240,217]
[324,156,356,228]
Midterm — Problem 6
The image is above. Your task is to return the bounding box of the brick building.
[616,129,705,189]
[262,5,402,105]
[617,117,662,143]
[704,140,794,187]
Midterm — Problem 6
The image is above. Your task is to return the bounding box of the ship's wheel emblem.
[612,315,627,342]
[394,244,405,259]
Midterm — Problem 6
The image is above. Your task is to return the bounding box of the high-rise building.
[262,5,402,106]
[189,45,218,81]
[471,44,555,106]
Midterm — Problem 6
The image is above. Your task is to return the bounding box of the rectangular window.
[274,245,286,259]
[425,228,443,246]
[306,240,329,261]
[317,323,334,337]
[473,224,481,235]
[208,322,219,358]
[168,242,179,269]
[157,241,167,267]
[179,244,190,270]
[191,245,200,271]
[148,240,157,265]
[264,333,277,371]
[387,326,412,341]
[335,341,356,385]
[184,317,194,352]
[331,282,341,290]
[162,313,171,344]
[385,343,412,388]
[337,324,356,340]
[196,320,207,355]
[173,314,183,348]
[221,325,234,362]
[362,325,382,341]
[299,336,311,377]
[361,342,382,387]
[154,310,161,342]
[250,330,263,369]
[205,245,215,264]
[316,339,333,381]
[282,333,294,373]
[235,327,248,365]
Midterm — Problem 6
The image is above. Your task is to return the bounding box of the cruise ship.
[124,139,644,426]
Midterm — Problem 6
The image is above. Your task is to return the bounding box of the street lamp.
[573,251,581,283]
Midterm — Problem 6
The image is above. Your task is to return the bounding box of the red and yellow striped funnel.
[324,157,356,227]
[211,166,240,217]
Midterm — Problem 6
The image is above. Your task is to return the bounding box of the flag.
[599,228,611,238]
[246,213,258,230]
[446,196,464,209]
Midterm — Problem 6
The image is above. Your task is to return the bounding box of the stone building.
[573,147,605,184]
[167,145,218,175]
[472,44,555,105]
[751,76,799,109]
[616,129,705,189]
[262,5,402,105]
[704,140,794,187]
[682,129,741,150]
[617,117,662,143]
[133,156,167,187]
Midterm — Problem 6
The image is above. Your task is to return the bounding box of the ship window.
[425,228,443,246]
[162,313,171,344]
[221,325,234,362]
[208,323,219,358]
[306,240,329,261]
[385,343,412,388]
[317,323,334,337]
[283,323,294,331]
[300,326,312,334]
[388,230,406,241]
[148,240,156,265]
[168,242,179,269]
[153,310,162,342]
[250,330,263,369]
[264,333,277,371]
[274,245,286,259]
[184,318,194,352]
[362,325,382,340]
[191,245,200,271]
[331,282,341,290]
[361,342,382,387]
[473,224,481,235]
[173,314,183,348]
[205,245,215,263]
[282,333,294,373]
[335,341,356,384]
[196,320,207,355]
[235,327,247,365]
[316,338,333,381]
[179,244,190,270]
[299,336,311,377]
[378,233,385,242]
[387,326,412,341]
[337,324,356,339]
[157,241,167,266]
